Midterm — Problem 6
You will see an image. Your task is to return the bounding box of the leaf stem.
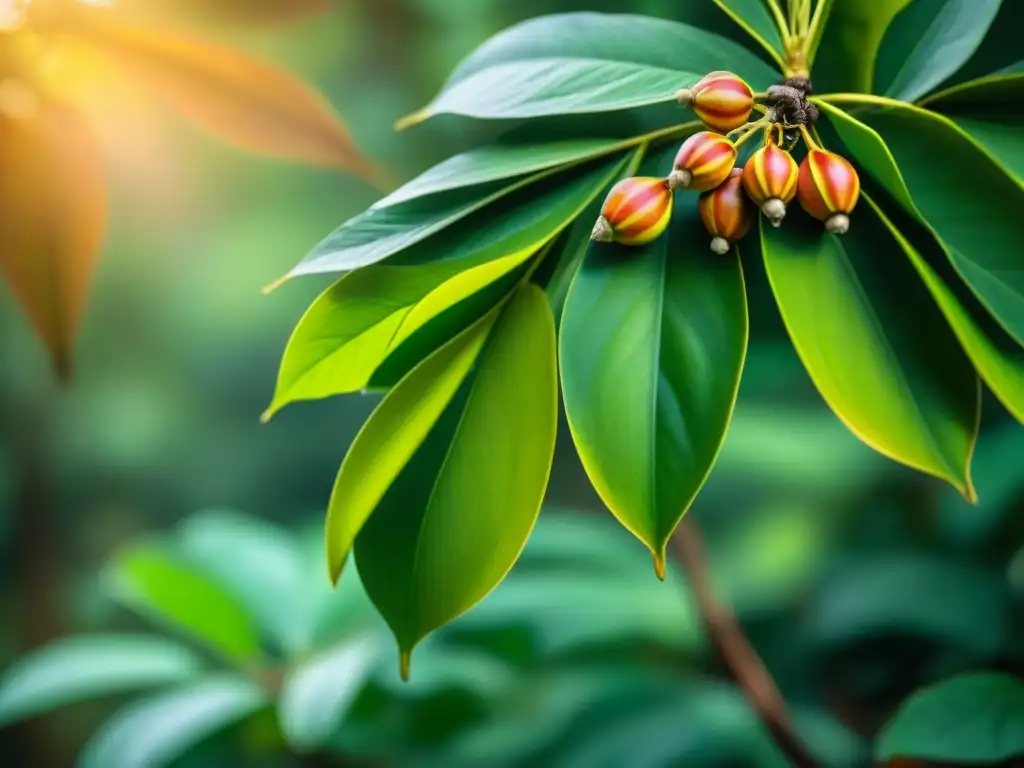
[671,518,822,768]
[764,0,792,43]
[804,0,832,63]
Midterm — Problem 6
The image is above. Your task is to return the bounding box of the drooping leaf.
[286,153,629,278]
[277,634,380,751]
[761,195,978,497]
[0,636,201,727]
[354,284,557,667]
[710,0,786,67]
[919,74,1024,182]
[811,0,912,93]
[401,12,778,129]
[78,675,268,768]
[176,510,312,657]
[821,97,1024,347]
[0,100,106,378]
[105,544,263,663]
[559,145,748,575]
[877,673,1024,763]
[874,0,1002,102]
[818,101,1024,423]
[69,4,378,180]
[266,155,627,414]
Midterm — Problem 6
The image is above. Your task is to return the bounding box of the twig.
[671,517,822,768]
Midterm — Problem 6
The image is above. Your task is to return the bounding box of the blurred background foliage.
[1,0,1022,766]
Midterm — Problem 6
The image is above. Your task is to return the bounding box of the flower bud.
[668,131,737,192]
[797,148,861,234]
[676,71,754,133]
[591,176,673,246]
[742,140,799,227]
[698,169,755,254]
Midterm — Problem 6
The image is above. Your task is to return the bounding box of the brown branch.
[671,517,822,768]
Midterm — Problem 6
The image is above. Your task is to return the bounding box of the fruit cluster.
[590,72,861,254]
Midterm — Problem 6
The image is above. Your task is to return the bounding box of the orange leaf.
[68,7,382,183]
[0,98,108,379]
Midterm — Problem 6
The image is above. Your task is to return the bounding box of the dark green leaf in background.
[78,675,268,768]
[559,145,748,575]
[874,0,1002,102]
[355,283,557,669]
[710,0,786,68]
[761,195,978,497]
[811,0,912,94]
[0,636,201,727]
[877,673,1024,763]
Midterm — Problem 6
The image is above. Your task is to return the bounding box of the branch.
[671,517,821,768]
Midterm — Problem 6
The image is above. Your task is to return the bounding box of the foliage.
[0,0,377,376]
[265,0,1024,675]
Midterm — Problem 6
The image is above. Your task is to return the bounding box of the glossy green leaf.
[811,0,912,93]
[820,101,1024,423]
[354,283,557,666]
[78,675,268,768]
[710,0,786,66]
[875,0,1002,101]
[176,510,312,657]
[820,97,1024,347]
[761,196,978,497]
[920,74,1024,182]
[325,308,498,583]
[402,12,778,129]
[934,0,1024,85]
[878,673,1024,762]
[278,634,379,751]
[105,544,263,663]
[559,146,748,574]
[266,155,626,414]
[0,636,201,727]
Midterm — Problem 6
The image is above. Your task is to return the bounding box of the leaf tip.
[399,650,411,682]
[652,550,667,581]
[261,274,291,295]
[394,109,427,132]
[259,407,274,424]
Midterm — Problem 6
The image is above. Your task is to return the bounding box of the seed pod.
[675,71,754,133]
[591,176,673,246]
[668,131,737,192]
[698,169,755,254]
[742,140,799,227]
[797,148,861,234]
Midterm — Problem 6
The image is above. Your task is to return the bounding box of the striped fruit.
[676,71,754,133]
[668,131,737,192]
[797,148,861,233]
[698,169,755,254]
[591,176,673,246]
[742,139,799,227]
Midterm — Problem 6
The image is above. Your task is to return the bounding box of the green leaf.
[277,634,379,751]
[818,101,1024,423]
[761,196,978,497]
[266,155,627,414]
[710,0,786,66]
[874,0,1002,102]
[920,74,1024,182]
[78,675,268,768]
[933,0,1024,86]
[401,12,779,129]
[878,673,1024,763]
[811,0,912,93]
[354,283,557,666]
[176,510,311,657]
[105,544,263,663]
[0,636,201,727]
[559,146,748,574]
[325,308,498,583]
[821,97,1024,347]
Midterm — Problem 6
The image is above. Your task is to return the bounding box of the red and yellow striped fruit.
[676,71,754,133]
[591,176,673,246]
[797,148,861,234]
[668,131,737,192]
[742,139,799,227]
[698,169,755,254]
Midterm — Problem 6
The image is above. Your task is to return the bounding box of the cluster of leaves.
[266,0,1024,667]
[2,461,1023,767]
[0,0,376,376]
